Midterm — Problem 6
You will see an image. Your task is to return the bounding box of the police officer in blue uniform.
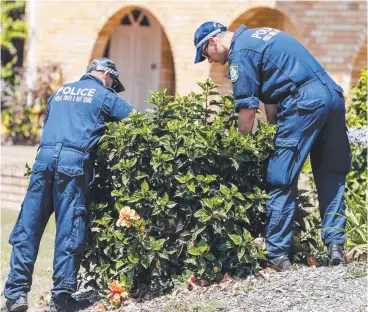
[3,58,134,312]
[193,22,351,271]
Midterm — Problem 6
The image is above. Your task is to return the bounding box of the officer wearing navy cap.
[194,22,351,271]
[3,58,134,312]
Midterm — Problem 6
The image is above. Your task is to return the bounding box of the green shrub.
[81,79,277,305]
[344,68,367,260]
[347,68,367,128]
[346,68,367,199]
[344,191,367,261]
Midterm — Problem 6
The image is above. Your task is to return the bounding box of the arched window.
[120,10,150,27]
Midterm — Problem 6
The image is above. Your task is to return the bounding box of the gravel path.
[119,263,367,312]
[31,262,367,312]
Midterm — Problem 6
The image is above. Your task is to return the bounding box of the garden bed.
[44,262,367,312]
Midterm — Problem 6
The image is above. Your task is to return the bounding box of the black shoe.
[328,244,347,265]
[3,293,28,312]
[49,296,90,312]
[268,255,292,272]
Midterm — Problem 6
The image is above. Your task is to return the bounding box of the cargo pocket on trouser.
[267,137,299,186]
[57,165,84,178]
[297,98,325,111]
[71,206,88,255]
[297,97,326,134]
[56,163,86,199]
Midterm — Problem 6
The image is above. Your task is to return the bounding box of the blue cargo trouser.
[266,72,352,258]
[4,143,94,300]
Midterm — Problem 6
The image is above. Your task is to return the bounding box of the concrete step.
[1,191,26,202]
[1,175,29,188]
[1,183,28,195]
[0,167,30,178]
[1,199,23,210]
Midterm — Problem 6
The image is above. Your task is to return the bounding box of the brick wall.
[27,1,367,97]
[276,1,367,89]
[351,38,367,85]
[1,146,37,210]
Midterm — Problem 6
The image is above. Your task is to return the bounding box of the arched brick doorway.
[90,7,175,112]
[209,7,300,122]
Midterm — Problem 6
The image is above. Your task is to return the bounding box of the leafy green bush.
[81,80,277,306]
[344,191,367,261]
[1,64,64,144]
[344,68,367,260]
[346,68,367,199]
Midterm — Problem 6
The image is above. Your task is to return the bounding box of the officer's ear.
[101,71,111,87]
[102,71,109,80]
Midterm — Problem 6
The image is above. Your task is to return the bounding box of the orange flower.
[116,206,140,228]
[108,280,128,306]
[307,257,318,267]
[111,293,121,305]
[120,290,129,299]
[139,225,146,233]
[116,219,132,228]
[213,267,219,273]
[121,206,140,220]
[109,280,125,293]
[95,304,106,311]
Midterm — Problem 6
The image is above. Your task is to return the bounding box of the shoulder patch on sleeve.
[229,65,239,83]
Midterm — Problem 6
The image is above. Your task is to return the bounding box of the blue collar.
[80,74,105,86]
[228,25,248,57]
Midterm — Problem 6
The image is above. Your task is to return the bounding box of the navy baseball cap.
[86,57,125,93]
[194,21,228,64]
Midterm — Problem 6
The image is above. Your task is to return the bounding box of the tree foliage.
[1,0,27,80]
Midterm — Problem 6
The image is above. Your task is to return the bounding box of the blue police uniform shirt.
[40,74,133,151]
[228,25,327,111]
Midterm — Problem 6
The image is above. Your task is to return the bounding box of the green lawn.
[1,208,56,309]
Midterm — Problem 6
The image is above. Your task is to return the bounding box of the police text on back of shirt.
[251,27,280,42]
[54,86,96,104]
